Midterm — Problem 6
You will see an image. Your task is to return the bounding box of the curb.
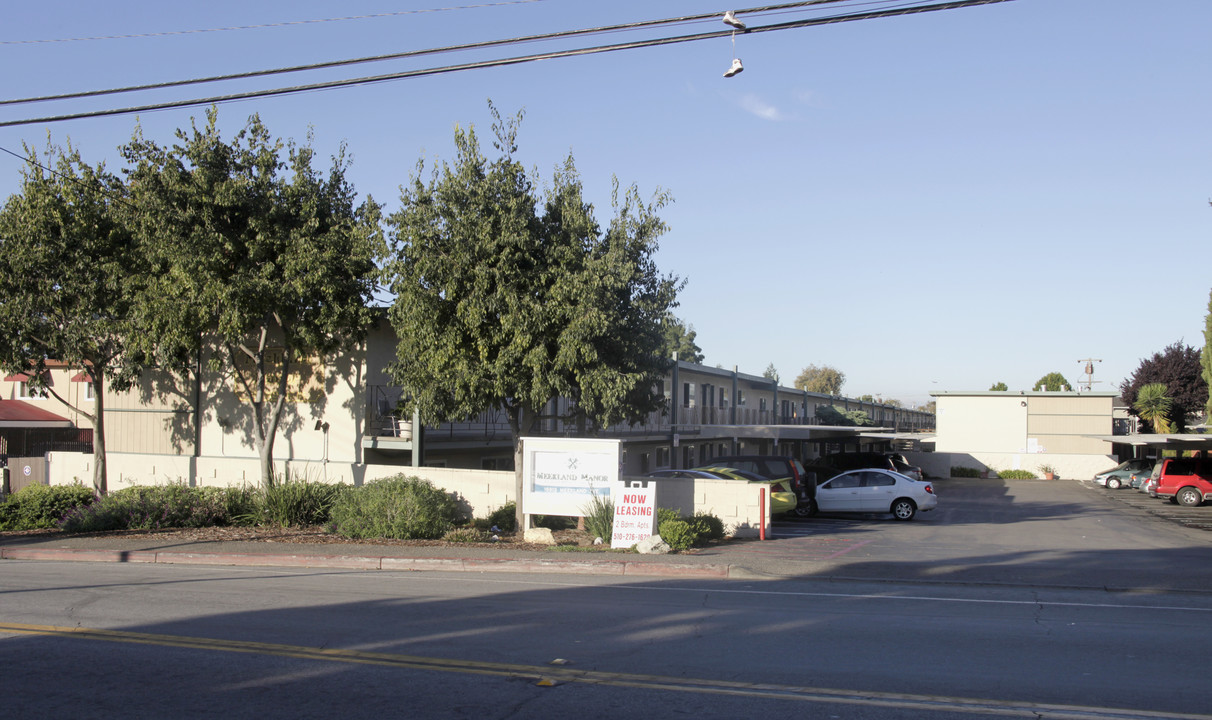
[0,547,733,579]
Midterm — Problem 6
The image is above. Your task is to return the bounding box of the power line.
[2,1,861,107]
[0,1,549,46]
[0,0,1016,129]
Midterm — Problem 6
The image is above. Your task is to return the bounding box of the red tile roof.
[0,400,73,427]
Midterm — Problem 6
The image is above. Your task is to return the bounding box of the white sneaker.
[723,58,744,78]
[723,11,746,30]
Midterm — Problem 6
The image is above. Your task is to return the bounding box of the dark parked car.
[709,455,815,515]
[820,452,924,480]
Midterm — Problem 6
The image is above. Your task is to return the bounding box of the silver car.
[815,469,938,521]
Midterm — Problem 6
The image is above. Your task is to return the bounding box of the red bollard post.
[759,487,766,541]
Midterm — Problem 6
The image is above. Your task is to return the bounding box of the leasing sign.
[520,437,620,517]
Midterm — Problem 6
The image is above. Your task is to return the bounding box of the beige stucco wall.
[935,393,1113,455]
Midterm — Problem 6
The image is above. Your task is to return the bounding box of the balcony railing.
[365,385,933,441]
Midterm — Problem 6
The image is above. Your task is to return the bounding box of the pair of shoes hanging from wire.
[723,11,746,77]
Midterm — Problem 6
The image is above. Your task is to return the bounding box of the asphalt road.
[4,478,1212,719]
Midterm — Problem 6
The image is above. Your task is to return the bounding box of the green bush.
[656,507,682,526]
[60,484,241,533]
[487,501,517,532]
[254,478,346,527]
[686,511,725,543]
[328,475,464,540]
[0,484,96,530]
[950,466,982,478]
[580,493,615,541]
[658,518,696,552]
[998,469,1037,480]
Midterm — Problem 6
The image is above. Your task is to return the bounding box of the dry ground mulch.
[0,524,603,552]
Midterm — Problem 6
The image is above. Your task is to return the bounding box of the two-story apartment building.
[3,319,934,493]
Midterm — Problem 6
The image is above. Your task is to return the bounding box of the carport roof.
[1089,433,1212,451]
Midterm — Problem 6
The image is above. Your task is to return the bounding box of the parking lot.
[1080,478,1212,532]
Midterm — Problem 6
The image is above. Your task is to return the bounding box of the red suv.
[1150,458,1212,507]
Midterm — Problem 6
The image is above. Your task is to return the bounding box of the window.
[683,382,695,408]
[657,447,670,468]
[84,383,95,401]
[736,390,745,406]
[18,382,31,399]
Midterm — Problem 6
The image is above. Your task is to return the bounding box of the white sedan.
[814,469,938,521]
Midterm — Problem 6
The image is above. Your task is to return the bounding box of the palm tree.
[1134,383,1173,434]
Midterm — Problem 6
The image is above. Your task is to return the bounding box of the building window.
[657,447,670,468]
[737,390,745,406]
[683,382,695,408]
[84,383,95,401]
[18,382,31,398]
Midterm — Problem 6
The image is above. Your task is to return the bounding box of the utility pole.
[1077,358,1103,391]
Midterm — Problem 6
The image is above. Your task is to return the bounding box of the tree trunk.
[91,372,108,496]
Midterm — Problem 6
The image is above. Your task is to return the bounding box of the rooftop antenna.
[1077,358,1103,391]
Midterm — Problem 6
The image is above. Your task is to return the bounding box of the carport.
[1089,433,1212,458]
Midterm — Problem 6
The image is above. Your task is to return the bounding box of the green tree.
[1203,289,1212,421]
[795,364,845,395]
[121,110,383,488]
[1119,341,1206,432]
[989,382,1008,391]
[763,363,780,384]
[0,141,149,495]
[383,106,680,527]
[1134,383,1172,434]
[662,314,703,364]
[1032,372,1072,392]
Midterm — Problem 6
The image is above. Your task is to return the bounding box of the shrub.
[656,507,682,526]
[686,512,725,543]
[658,517,696,552]
[254,477,346,527]
[0,484,96,530]
[998,469,1037,480]
[950,466,982,478]
[580,493,615,541]
[487,501,517,532]
[328,475,464,540]
[60,483,237,533]
[532,514,576,530]
[442,528,493,543]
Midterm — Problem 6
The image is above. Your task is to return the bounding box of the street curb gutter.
[0,547,733,579]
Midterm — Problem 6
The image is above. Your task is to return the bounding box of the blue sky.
[2,0,1208,408]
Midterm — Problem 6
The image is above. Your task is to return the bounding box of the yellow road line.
[1,622,1203,720]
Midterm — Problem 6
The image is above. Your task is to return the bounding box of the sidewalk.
[0,531,745,579]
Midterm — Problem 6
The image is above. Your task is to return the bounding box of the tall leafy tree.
[989,382,1008,391]
[795,364,845,395]
[661,314,703,364]
[1119,341,1206,432]
[0,141,149,495]
[1032,372,1072,391]
[1203,289,1212,421]
[1133,383,1172,434]
[384,106,680,524]
[762,363,780,384]
[121,110,383,487]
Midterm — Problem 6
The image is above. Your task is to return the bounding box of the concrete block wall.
[48,453,771,537]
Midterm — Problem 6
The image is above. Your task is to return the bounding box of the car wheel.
[891,498,916,521]
[1177,487,1203,507]
[792,500,818,518]
[1106,477,1121,490]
